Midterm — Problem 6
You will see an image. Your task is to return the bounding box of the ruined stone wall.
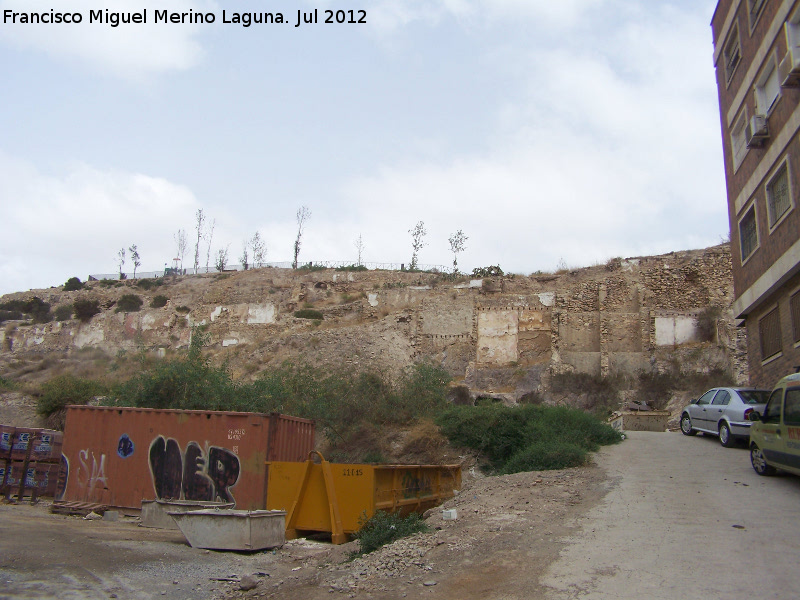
[0,244,747,394]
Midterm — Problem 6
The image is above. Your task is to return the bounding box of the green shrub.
[0,310,23,323]
[0,376,17,392]
[37,374,107,417]
[436,404,622,474]
[297,263,327,272]
[351,511,429,557]
[335,264,368,272]
[471,265,504,277]
[0,297,52,323]
[115,294,143,313]
[150,295,169,308]
[63,277,84,291]
[73,298,101,322]
[54,304,74,322]
[294,309,324,320]
[175,305,191,314]
[136,278,163,290]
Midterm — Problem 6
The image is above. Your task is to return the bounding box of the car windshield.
[738,390,770,405]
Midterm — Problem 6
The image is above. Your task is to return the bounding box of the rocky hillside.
[0,244,745,428]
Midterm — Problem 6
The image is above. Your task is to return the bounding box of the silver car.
[679,387,770,447]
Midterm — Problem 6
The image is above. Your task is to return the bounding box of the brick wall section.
[746,269,800,387]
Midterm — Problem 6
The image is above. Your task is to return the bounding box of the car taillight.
[744,408,753,420]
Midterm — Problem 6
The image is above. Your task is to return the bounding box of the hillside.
[0,244,745,433]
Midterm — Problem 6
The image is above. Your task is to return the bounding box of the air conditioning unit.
[779,48,800,87]
[746,114,769,148]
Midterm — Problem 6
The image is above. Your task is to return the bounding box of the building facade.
[712,0,800,387]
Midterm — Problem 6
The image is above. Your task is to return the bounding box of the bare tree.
[354,234,365,267]
[117,247,126,279]
[240,239,249,270]
[448,230,468,274]
[292,206,311,269]
[129,244,141,279]
[174,229,187,272]
[215,244,230,272]
[204,218,216,271]
[251,231,266,268]
[409,221,427,271]
[193,209,205,274]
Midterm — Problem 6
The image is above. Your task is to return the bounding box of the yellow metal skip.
[266,451,461,544]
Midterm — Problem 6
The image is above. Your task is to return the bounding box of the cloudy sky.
[0,0,726,295]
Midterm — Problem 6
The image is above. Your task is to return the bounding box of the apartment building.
[711,0,800,387]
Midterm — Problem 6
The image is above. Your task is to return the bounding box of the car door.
[709,389,731,432]
[759,388,786,467]
[689,389,718,432]
[780,387,800,474]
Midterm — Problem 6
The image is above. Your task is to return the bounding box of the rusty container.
[60,406,315,511]
[0,425,15,459]
[30,430,63,462]
[266,452,462,544]
[10,428,36,461]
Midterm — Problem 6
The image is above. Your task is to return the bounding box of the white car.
[679,387,770,447]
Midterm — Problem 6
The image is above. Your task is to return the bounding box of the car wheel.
[719,422,733,447]
[751,444,776,476]
[680,414,696,436]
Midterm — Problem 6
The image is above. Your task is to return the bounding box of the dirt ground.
[9,430,799,600]
[0,462,607,600]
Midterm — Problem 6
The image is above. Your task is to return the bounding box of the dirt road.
[2,431,800,600]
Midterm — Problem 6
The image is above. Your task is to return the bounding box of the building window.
[791,290,800,345]
[724,23,741,85]
[755,56,781,115]
[738,204,759,263]
[732,111,749,170]
[759,307,782,361]
[766,161,793,229]
[749,0,766,29]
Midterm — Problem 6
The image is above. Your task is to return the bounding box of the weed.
[37,374,108,417]
[351,511,429,557]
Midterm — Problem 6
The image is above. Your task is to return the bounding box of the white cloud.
[0,151,201,294]
[0,0,217,78]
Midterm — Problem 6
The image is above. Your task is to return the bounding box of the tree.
[409,221,427,271]
[129,244,141,279]
[204,218,216,271]
[448,230,468,274]
[240,239,249,270]
[193,208,205,273]
[293,206,311,269]
[174,229,187,272]
[117,247,126,279]
[354,234,365,267]
[251,231,266,268]
[215,244,230,272]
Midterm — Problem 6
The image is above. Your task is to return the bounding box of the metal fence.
[88,261,449,282]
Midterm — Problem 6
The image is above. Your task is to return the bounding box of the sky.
[0,0,727,296]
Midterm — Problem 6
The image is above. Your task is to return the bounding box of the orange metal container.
[266,452,462,544]
[60,406,315,511]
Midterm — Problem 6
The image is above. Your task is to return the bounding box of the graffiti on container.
[117,434,135,458]
[401,472,433,499]
[77,449,108,499]
[149,436,241,504]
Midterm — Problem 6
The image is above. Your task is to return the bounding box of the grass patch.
[351,511,429,557]
[436,403,622,474]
